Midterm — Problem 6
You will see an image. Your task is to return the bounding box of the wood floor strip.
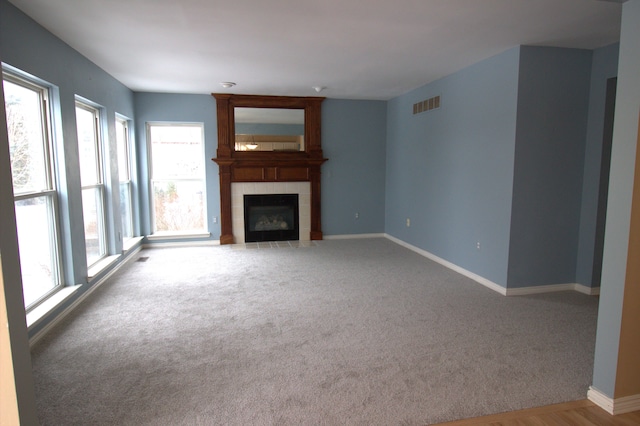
[430,400,640,426]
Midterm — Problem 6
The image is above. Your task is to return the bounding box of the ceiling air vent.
[412,95,440,115]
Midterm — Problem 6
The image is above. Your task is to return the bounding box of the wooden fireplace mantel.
[212,93,326,244]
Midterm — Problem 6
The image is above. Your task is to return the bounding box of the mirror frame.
[212,93,324,159]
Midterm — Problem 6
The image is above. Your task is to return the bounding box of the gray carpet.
[31,238,599,425]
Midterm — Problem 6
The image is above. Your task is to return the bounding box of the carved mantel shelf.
[212,93,326,245]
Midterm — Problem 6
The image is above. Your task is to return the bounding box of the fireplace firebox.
[244,194,299,242]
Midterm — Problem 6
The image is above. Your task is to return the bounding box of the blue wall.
[321,99,387,235]
[507,47,593,287]
[384,45,615,290]
[133,93,220,240]
[385,48,521,286]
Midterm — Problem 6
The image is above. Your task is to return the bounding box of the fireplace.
[212,93,326,244]
[244,194,299,242]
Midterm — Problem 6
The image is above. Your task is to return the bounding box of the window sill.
[88,254,120,280]
[146,231,211,241]
[26,284,82,329]
[123,236,144,251]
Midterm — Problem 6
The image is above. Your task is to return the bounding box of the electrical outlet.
[406,218,411,227]
[355,212,359,219]
[476,241,481,250]
[213,216,218,224]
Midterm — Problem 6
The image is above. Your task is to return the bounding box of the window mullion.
[13,189,57,201]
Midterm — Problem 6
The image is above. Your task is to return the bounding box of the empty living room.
[1,0,640,424]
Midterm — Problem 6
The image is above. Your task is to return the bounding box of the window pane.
[153,180,204,232]
[76,106,100,186]
[150,125,203,179]
[120,183,133,239]
[3,79,49,193]
[14,196,58,307]
[82,187,105,266]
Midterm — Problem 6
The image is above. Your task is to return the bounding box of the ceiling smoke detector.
[220,82,236,89]
[312,86,326,93]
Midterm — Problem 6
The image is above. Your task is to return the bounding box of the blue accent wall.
[321,99,387,235]
[506,47,593,287]
[133,93,220,240]
[385,48,521,286]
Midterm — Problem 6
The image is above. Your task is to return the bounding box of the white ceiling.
[8,0,623,100]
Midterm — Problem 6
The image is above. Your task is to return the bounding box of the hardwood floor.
[431,400,640,425]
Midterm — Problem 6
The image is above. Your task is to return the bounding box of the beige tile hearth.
[228,240,318,250]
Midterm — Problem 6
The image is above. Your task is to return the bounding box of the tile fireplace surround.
[232,182,311,243]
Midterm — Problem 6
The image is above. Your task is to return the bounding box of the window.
[3,72,62,309]
[116,116,134,242]
[75,101,107,267]
[148,123,205,234]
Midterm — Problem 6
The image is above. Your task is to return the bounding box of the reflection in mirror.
[234,108,304,152]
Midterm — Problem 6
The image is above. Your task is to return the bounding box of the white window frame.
[116,115,134,243]
[3,70,64,311]
[147,122,207,236]
[75,100,108,267]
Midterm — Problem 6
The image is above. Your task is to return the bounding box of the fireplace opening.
[244,194,299,242]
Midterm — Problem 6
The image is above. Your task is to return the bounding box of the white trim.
[384,234,507,296]
[575,283,600,295]
[29,245,142,347]
[324,233,386,240]
[122,236,144,252]
[506,283,575,296]
[26,285,81,329]
[384,235,602,297]
[588,386,640,415]
[588,387,614,414]
[87,254,120,280]
[143,239,219,249]
[506,283,600,296]
[146,231,211,241]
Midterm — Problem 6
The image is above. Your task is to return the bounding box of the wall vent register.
[412,95,441,115]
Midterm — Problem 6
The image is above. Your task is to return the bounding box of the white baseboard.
[575,283,600,296]
[324,233,386,240]
[506,283,600,296]
[29,245,143,347]
[384,234,601,298]
[588,386,640,415]
[384,234,508,296]
[143,239,220,248]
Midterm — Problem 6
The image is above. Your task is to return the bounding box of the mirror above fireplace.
[234,107,304,152]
